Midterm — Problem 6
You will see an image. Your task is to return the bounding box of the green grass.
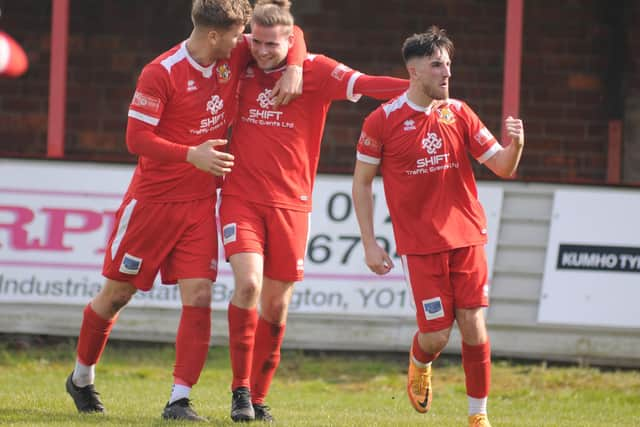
[1,336,639,426]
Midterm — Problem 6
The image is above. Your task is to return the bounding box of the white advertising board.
[0,160,502,317]
[538,189,640,328]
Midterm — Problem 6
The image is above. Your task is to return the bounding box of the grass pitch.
[0,336,639,426]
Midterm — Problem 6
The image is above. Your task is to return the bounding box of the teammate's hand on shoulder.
[187,139,234,176]
[272,65,302,107]
[364,243,394,275]
[505,116,524,147]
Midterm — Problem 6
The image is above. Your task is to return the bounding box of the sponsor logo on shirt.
[330,63,352,81]
[192,95,226,135]
[207,95,224,115]
[187,80,198,92]
[421,132,443,154]
[241,88,294,128]
[216,63,231,83]
[407,131,459,175]
[132,91,161,113]
[119,253,142,275]
[357,130,381,151]
[403,120,416,131]
[257,89,276,109]
[244,66,255,79]
[422,297,445,320]
[437,106,456,125]
[474,127,493,146]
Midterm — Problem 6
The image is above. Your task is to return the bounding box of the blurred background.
[1,0,638,183]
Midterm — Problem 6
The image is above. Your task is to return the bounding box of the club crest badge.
[437,106,456,125]
[216,63,231,83]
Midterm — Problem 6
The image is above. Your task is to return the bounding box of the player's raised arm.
[352,74,409,100]
[483,116,525,178]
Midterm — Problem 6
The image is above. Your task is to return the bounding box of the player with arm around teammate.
[218,0,410,422]
[352,26,524,427]
[64,0,306,421]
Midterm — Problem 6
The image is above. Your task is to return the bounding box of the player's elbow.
[125,123,142,155]
[493,164,517,179]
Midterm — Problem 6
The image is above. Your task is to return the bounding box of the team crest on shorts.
[119,253,142,275]
[437,106,456,125]
[222,223,237,245]
[216,63,231,83]
[422,297,445,320]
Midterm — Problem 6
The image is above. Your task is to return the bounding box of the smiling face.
[408,47,451,101]
[250,24,293,70]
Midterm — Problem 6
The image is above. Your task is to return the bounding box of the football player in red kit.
[219,0,409,422]
[65,0,306,421]
[352,26,525,427]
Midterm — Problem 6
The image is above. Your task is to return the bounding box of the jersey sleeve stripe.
[346,71,363,102]
[128,109,160,126]
[476,142,503,164]
[357,152,381,165]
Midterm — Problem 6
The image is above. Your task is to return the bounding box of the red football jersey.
[356,93,503,255]
[126,38,250,202]
[222,54,363,212]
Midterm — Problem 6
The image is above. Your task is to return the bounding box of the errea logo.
[257,89,276,109]
[421,132,443,155]
[403,120,416,131]
[187,80,197,92]
[207,95,224,115]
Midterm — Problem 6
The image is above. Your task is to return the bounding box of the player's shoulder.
[145,42,187,75]
[304,53,352,76]
[378,93,412,119]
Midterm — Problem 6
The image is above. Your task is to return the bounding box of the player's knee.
[418,330,450,354]
[234,277,261,303]
[184,279,212,307]
[262,299,289,324]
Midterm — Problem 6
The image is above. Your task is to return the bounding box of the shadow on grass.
[0,407,235,426]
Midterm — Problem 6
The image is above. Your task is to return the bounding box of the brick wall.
[0,0,637,183]
[623,1,640,183]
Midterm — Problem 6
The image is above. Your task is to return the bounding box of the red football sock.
[250,317,285,404]
[412,332,440,364]
[76,303,117,366]
[228,303,258,390]
[173,305,211,387]
[462,340,491,398]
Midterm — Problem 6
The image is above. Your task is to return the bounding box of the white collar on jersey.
[181,41,214,78]
[403,92,435,115]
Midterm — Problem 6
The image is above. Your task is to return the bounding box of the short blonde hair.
[191,0,252,29]
[252,0,294,29]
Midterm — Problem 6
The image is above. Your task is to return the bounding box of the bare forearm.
[352,181,377,245]
[494,140,524,177]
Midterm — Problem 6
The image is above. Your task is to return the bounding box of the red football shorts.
[219,195,309,282]
[401,245,489,333]
[102,195,218,291]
